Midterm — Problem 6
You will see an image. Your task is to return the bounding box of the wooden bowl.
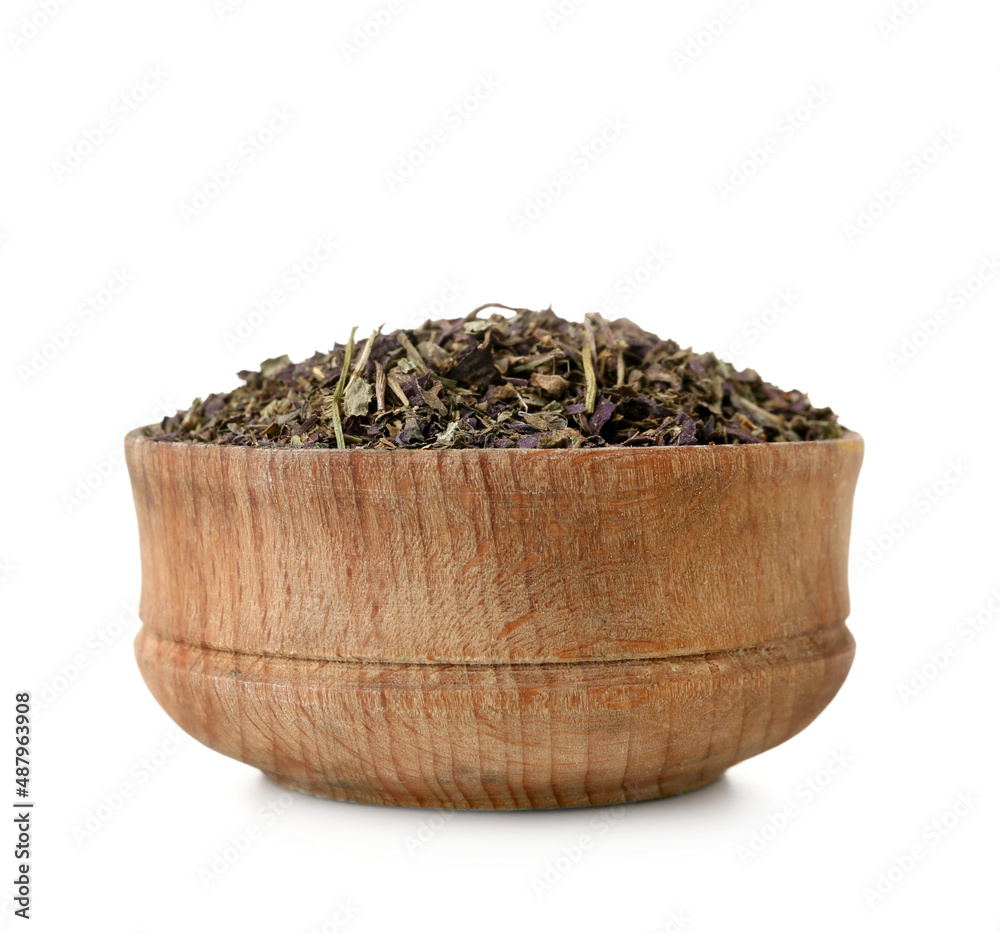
[126,428,863,809]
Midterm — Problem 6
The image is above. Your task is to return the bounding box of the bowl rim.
[125,426,863,456]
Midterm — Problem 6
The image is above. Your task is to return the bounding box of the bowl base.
[136,624,854,811]
[260,767,728,809]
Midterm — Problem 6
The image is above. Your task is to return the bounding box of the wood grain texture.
[126,429,864,808]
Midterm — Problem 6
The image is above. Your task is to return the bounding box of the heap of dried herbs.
[150,305,844,449]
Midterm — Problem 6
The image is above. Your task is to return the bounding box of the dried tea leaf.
[397,333,427,375]
[397,417,424,446]
[260,355,291,378]
[530,372,570,397]
[438,420,461,445]
[419,382,450,417]
[450,340,498,385]
[343,378,374,417]
[150,306,845,449]
[522,412,568,432]
[417,341,452,368]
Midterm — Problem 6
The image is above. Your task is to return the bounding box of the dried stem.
[594,313,625,386]
[397,333,427,375]
[347,327,380,392]
[582,319,597,415]
[386,370,410,408]
[375,361,387,413]
[329,326,357,450]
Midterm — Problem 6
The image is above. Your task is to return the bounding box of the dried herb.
[148,305,845,449]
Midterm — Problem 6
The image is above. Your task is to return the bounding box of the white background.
[2,0,998,931]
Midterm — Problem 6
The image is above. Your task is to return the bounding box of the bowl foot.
[136,625,853,812]
[260,767,728,809]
